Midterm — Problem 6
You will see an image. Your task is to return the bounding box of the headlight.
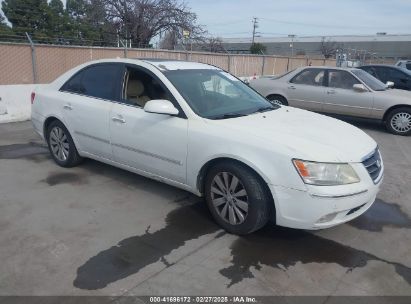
[293,159,360,186]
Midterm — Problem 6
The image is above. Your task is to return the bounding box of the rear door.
[322,69,373,117]
[60,63,122,160]
[286,68,326,111]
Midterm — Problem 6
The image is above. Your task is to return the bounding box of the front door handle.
[327,89,336,94]
[63,104,73,110]
[112,116,126,124]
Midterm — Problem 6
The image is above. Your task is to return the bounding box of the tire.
[204,161,272,235]
[267,95,288,106]
[385,107,411,136]
[46,120,83,167]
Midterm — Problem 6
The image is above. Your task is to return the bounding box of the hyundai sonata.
[31,59,383,234]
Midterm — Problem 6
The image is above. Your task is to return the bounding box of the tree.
[2,0,50,37]
[65,0,110,45]
[197,37,225,53]
[159,30,178,49]
[102,0,205,48]
[250,42,266,54]
[47,0,67,40]
[0,14,10,31]
[320,37,337,59]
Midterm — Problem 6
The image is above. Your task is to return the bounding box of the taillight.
[31,92,35,104]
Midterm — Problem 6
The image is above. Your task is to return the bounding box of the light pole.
[288,34,296,57]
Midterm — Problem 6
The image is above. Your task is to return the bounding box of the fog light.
[317,212,338,224]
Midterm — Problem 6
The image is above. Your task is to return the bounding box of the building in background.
[222,33,411,62]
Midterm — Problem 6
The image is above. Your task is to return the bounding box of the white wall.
[0,85,42,124]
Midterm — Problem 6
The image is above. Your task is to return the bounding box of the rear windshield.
[271,69,295,79]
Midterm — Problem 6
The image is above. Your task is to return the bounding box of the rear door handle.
[288,86,296,90]
[327,90,336,94]
[112,116,126,124]
[63,104,73,110]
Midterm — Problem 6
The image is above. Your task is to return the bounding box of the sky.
[184,0,411,38]
[2,0,411,38]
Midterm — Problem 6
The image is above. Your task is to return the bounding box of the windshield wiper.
[209,113,248,120]
[250,106,276,114]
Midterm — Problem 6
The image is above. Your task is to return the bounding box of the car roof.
[68,58,221,72]
[140,58,220,71]
[295,66,360,72]
[360,64,400,68]
[360,64,411,74]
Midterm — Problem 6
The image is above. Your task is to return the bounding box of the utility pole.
[252,17,259,45]
[288,34,296,57]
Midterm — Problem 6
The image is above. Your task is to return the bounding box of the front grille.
[362,148,383,183]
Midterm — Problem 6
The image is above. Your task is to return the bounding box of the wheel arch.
[266,94,288,105]
[43,116,82,153]
[43,116,62,140]
[196,156,276,222]
[382,104,411,122]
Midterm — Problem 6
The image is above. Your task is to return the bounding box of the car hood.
[376,88,411,100]
[209,107,377,163]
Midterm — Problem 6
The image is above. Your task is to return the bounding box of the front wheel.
[267,95,288,106]
[385,107,411,136]
[205,161,271,235]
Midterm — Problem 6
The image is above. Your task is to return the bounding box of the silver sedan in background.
[249,66,411,135]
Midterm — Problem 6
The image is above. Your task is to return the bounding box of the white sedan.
[31,59,383,234]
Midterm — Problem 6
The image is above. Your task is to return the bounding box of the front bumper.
[269,163,383,230]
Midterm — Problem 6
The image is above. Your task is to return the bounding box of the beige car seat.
[127,79,150,107]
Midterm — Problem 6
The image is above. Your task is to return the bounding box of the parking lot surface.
[0,118,411,296]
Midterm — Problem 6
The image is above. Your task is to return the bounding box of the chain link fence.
[0,42,337,85]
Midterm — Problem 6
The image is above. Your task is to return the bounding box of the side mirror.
[353,84,368,92]
[144,99,179,116]
[386,81,395,88]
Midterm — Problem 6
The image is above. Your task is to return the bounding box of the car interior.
[124,68,171,107]
[292,70,324,86]
[328,71,359,89]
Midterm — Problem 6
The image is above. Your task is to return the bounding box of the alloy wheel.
[49,126,70,161]
[270,99,283,106]
[391,112,411,133]
[210,172,249,225]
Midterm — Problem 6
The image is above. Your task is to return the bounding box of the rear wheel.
[205,161,271,235]
[46,120,83,167]
[385,107,411,136]
[267,95,288,106]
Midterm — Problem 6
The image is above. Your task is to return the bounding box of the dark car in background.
[396,60,411,71]
[359,65,411,91]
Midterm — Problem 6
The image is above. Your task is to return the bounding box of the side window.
[388,68,406,80]
[290,69,325,86]
[123,67,172,107]
[328,70,360,90]
[362,67,378,78]
[61,64,121,100]
[374,67,388,82]
[81,64,121,100]
[61,71,84,94]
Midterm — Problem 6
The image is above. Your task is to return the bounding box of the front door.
[322,69,373,117]
[109,65,188,184]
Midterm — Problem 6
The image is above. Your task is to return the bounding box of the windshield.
[351,69,386,91]
[164,69,277,119]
